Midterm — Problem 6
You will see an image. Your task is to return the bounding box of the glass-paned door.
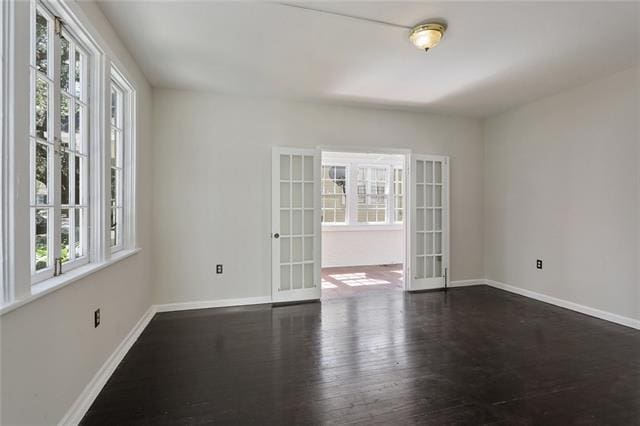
[272,148,321,303]
[409,155,449,291]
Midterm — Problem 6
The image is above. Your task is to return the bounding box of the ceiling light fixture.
[409,23,447,52]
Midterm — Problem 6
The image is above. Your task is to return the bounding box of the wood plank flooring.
[82,286,640,425]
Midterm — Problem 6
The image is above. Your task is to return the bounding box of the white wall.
[0,2,153,424]
[483,66,640,321]
[322,229,404,268]
[151,90,484,304]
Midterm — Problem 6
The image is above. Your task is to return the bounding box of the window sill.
[322,224,403,232]
[0,248,142,316]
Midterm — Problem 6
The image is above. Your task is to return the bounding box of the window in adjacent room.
[357,166,389,224]
[393,167,403,223]
[321,165,347,224]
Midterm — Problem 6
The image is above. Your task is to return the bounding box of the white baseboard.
[59,305,157,426]
[485,279,640,330]
[449,279,485,288]
[154,296,272,313]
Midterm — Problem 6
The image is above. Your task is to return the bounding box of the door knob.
[273,233,280,239]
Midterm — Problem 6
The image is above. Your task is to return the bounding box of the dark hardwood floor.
[82,286,640,425]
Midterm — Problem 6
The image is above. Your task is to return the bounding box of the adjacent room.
[1,1,639,424]
[320,151,407,300]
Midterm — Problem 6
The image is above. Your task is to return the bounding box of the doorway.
[319,151,406,300]
[271,148,449,303]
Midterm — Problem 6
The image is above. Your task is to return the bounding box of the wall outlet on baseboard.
[216,264,223,274]
[536,259,543,270]
[94,309,101,328]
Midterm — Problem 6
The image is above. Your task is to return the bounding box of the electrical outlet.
[536,259,543,270]
[216,264,223,274]
[94,309,101,328]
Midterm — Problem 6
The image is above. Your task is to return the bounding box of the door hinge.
[54,16,64,36]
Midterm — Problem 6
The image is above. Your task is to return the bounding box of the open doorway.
[320,151,406,300]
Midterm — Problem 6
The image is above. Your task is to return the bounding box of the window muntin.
[357,166,389,224]
[30,2,89,281]
[321,165,347,224]
[110,80,124,249]
[393,167,403,223]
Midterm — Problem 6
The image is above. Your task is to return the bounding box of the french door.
[408,155,450,291]
[271,148,321,303]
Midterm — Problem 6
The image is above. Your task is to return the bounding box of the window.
[110,80,124,249]
[321,165,347,224]
[2,0,138,308]
[321,154,403,228]
[109,66,135,253]
[357,166,389,224]
[393,167,403,223]
[30,3,90,282]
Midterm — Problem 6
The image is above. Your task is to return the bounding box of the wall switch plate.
[216,264,223,274]
[94,309,101,328]
[536,259,543,269]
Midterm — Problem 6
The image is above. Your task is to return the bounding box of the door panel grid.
[278,153,316,293]
[410,155,449,291]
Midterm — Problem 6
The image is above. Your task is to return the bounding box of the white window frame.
[0,0,139,314]
[0,0,9,304]
[109,65,136,253]
[320,162,349,225]
[29,0,95,284]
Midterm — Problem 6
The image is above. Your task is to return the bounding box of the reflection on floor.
[321,264,403,300]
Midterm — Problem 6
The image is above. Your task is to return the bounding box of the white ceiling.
[97,1,640,117]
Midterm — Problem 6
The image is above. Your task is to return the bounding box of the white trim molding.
[155,296,273,313]
[485,279,640,330]
[449,279,485,288]
[59,304,156,426]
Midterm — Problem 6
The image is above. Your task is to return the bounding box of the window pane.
[110,129,117,167]
[111,88,117,126]
[35,11,48,73]
[75,155,82,205]
[61,152,69,205]
[75,104,84,152]
[61,208,70,263]
[110,208,118,246]
[35,208,49,270]
[60,36,70,92]
[111,167,117,206]
[74,208,84,258]
[35,142,48,204]
[61,94,70,146]
[75,50,83,99]
[35,77,49,139]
